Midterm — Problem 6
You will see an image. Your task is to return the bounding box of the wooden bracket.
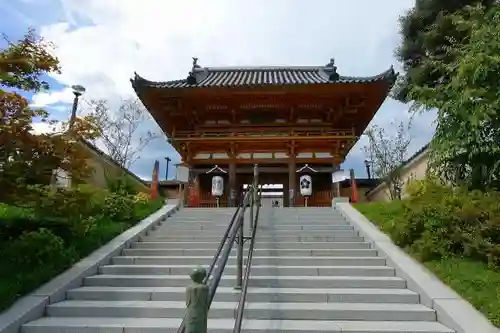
[288,140,296,157]
[231,109,236,124]
[228,142,237,159]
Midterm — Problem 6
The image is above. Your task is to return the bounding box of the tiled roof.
[131,59,397,90]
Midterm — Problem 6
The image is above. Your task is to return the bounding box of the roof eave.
[130,66,398,91]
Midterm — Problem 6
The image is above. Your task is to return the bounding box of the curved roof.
[131,60,397,90]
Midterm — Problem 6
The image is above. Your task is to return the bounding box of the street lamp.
[68,84,86,131]
[165,157,171,180]
[364,159,372,179]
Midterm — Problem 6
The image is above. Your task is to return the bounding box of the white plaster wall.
[368,150,430,202]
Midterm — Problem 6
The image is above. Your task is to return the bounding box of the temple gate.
[131,58,396,207]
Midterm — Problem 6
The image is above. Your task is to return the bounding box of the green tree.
[410,5,500,190]
[0,29,97,203]
[394,0,496,102]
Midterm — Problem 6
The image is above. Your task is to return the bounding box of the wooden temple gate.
[183,166,335,208]
[132,58,396,207]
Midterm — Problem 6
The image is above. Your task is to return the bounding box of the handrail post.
[185,267,209,333]
[253,164,259,230]
[235,214,244,290]
[249,186,254,233]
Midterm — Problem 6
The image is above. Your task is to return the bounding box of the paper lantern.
[299,175,312,197]
[211,175,224,197]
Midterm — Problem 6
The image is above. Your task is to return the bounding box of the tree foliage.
[85,98,159,169]
[0,29,96,204]
[364,121,412,200]
[0,28,60,91]
[409,4,500,190]
[394,0,496,102]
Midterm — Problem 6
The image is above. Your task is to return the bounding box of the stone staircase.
[21,207,455,333]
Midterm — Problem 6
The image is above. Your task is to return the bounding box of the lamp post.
[52,84,85,188]
[68,84,86,131]
[165,157,171,180]
[364,159,372,179]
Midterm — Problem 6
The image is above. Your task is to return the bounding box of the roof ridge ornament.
[192,57,200,70]
[186,57,201,85]
[296,164,318,173]
[325,58,340,82]
[206,165,228,174]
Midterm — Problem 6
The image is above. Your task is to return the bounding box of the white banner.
[176,164,189,182]
[331,169,349,183]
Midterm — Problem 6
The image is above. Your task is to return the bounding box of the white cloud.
[30,87,74,107]
[37,0,414,101]
[27,0,433,178]
[30,120,65,135]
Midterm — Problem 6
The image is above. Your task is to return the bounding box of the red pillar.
[187,172,200,207]
[151,160,159,200]
[350,168,359,203]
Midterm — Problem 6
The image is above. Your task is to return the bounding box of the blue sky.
[1,0,437,181]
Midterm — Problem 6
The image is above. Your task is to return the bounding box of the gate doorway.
[243,184,283,208]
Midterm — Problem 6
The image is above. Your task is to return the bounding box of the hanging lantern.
[299,175,312,197]
[211,175,224,197]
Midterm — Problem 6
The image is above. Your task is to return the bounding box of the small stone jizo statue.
[186,266,209,333]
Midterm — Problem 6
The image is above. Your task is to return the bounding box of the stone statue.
[185,266,209,333]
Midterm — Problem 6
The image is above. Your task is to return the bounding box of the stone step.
[168,214,237,218]
[163,217,235,221]
[141,235,365,242]
[152,230,359,238]
[263,218,349,224]
[84,275,406,289]
[111,256,386,266]
[262,223,353,228]
[264,218,342,220]
[165,217,236,222]
[99,264,394,277]
[45,300,436,321]
[120,248,378,257]
[155,224,354,232]
[21,317,455,333]
[67,286,417,303]
[162,220,350,226]
[158,221,351,227]
[131,241,372,249]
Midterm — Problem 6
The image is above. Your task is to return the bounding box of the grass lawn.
[0,199,164,312]
[355,202,500,327]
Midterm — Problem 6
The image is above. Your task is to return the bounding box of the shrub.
[17,185,110,238]
[3,228,75,269]
[132,198,164,221]
[105,174,138,195]
[380,179,500,267]
[0,188,165,311]
[103,193,135,221]
[28,185,96,220]
[134,192,150,204]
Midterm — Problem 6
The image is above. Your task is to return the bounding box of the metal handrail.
[207,192,252,303]
[203,205,241,284]
[233,188,261,332]
[177,165,259,333]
